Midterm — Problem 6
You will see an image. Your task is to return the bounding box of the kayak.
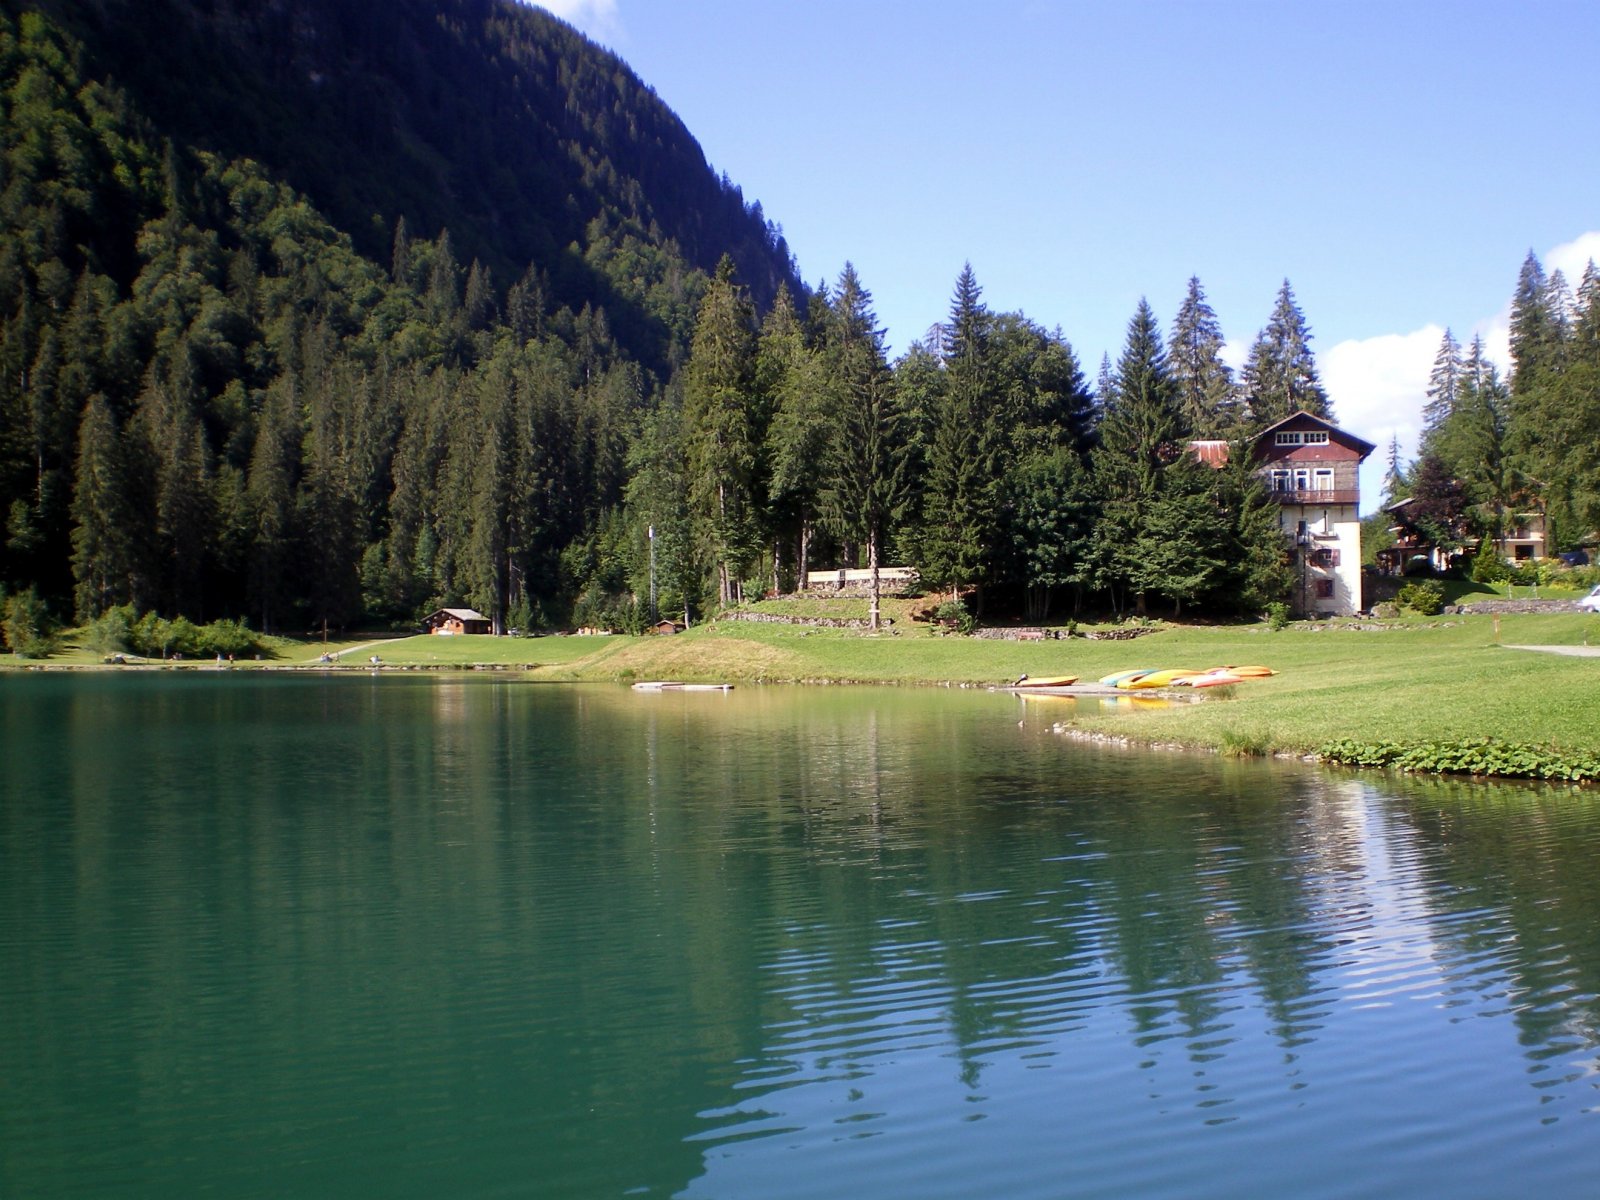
[1010,674,1079,688]
[1224,665,1276,677]
[1099,669,1154,686]
[1119,669,1202,689]
[1175,670,1243,687]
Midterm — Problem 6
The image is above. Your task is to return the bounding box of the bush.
[1265,601,1290,631]
[1470,552,1511,584]
[86,604,137,655]
[933,598,975,635]
[1320,737,1600,782]
[194,619,262,658]
[1397,580,1445,615]
[2,587,56,658]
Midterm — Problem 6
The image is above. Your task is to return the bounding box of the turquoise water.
[3,673,1599,1198]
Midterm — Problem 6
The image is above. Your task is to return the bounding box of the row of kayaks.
[1008,666,1276,691]
[1100,666,1275,689]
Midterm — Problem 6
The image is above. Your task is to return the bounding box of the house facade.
[424,607,492,635]
[1192,411,1375,617]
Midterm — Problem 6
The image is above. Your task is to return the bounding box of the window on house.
[1270,469,1291,491]
[1309,548,1341,568]
[1315,579,1335,598]
[1303,431,1329,445]
[1274,431,1302,445]
[1313,468,1334,490]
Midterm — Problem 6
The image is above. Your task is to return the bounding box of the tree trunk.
[868,531,880,631]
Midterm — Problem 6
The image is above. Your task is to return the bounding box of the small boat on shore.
[1119,669,1201,689]
[1009,674,1079,688]
[1099,669,1154,687]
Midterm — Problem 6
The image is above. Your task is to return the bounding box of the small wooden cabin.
[424,607,492,635]
[650,619,685,636]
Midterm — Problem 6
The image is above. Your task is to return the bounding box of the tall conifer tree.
[817,264,905,630]
[1242,279,1330,426]
[682,256,760,606]
[1168,276,1237,436]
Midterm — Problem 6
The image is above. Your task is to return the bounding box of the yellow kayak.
[1223,665,1276,677]
[1010,674,1079,688]
[1118,669,1202,689]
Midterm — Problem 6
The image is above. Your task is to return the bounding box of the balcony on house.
[1268,486,1360,506]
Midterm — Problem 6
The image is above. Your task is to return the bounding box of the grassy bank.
[17,604,1600,777]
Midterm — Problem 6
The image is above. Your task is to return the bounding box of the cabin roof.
[1253,410,1377,458]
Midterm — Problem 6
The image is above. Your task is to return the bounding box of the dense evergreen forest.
[1382,254,1600,569]
[2,1,1591,650]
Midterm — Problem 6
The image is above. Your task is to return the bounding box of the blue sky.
[536,0,1600,509]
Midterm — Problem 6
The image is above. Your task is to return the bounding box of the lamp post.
[1297,520,1311,617]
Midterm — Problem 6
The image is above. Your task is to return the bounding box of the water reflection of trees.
[10,679,1600,1197]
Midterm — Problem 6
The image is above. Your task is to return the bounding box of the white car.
[1579,585,1600,613]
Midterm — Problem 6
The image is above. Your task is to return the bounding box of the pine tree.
[1451,336,1515,553]
[1509,251,1562,395]
[69,394,140,619]
[682,256,760,606]
[1241,279,1330,427]
[816,263,906,630]
[1380,434,1407,507]
[1003,445,1099,621]
[919,264,1000,601]
[1168,276,1237,436]
[245,377,298,633]
[760,284,826,590]
[1420,327,1461,452]
[1092,299,1192,614]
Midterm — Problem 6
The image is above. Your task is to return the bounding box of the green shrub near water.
[2,587,56,658]
[1319,737,1600,782]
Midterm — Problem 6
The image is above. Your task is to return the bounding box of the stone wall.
[1445,599,1584,614]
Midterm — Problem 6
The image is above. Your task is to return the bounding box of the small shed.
[425,607,492,635]
[650,619,685,636]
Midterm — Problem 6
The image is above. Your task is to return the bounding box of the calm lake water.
[3,673,1599,1198]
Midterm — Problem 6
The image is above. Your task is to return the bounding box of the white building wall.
[1278,504,1363,617]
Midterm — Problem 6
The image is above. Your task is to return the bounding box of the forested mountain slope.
[0,0,803,635]
[17,0,801,372]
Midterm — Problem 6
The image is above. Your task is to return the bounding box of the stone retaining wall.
[1445,599,1584,614]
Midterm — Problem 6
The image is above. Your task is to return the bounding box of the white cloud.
[1546,231,1600,287]
[1323,325,1443,510]
[528,0,622,44]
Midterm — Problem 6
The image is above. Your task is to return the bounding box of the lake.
[3,673,1598,1198]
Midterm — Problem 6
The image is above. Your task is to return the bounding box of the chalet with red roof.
[1191,411,1376,617]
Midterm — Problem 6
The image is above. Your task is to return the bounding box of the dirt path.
[301,639,399,664]
[1503,644,1600,657]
